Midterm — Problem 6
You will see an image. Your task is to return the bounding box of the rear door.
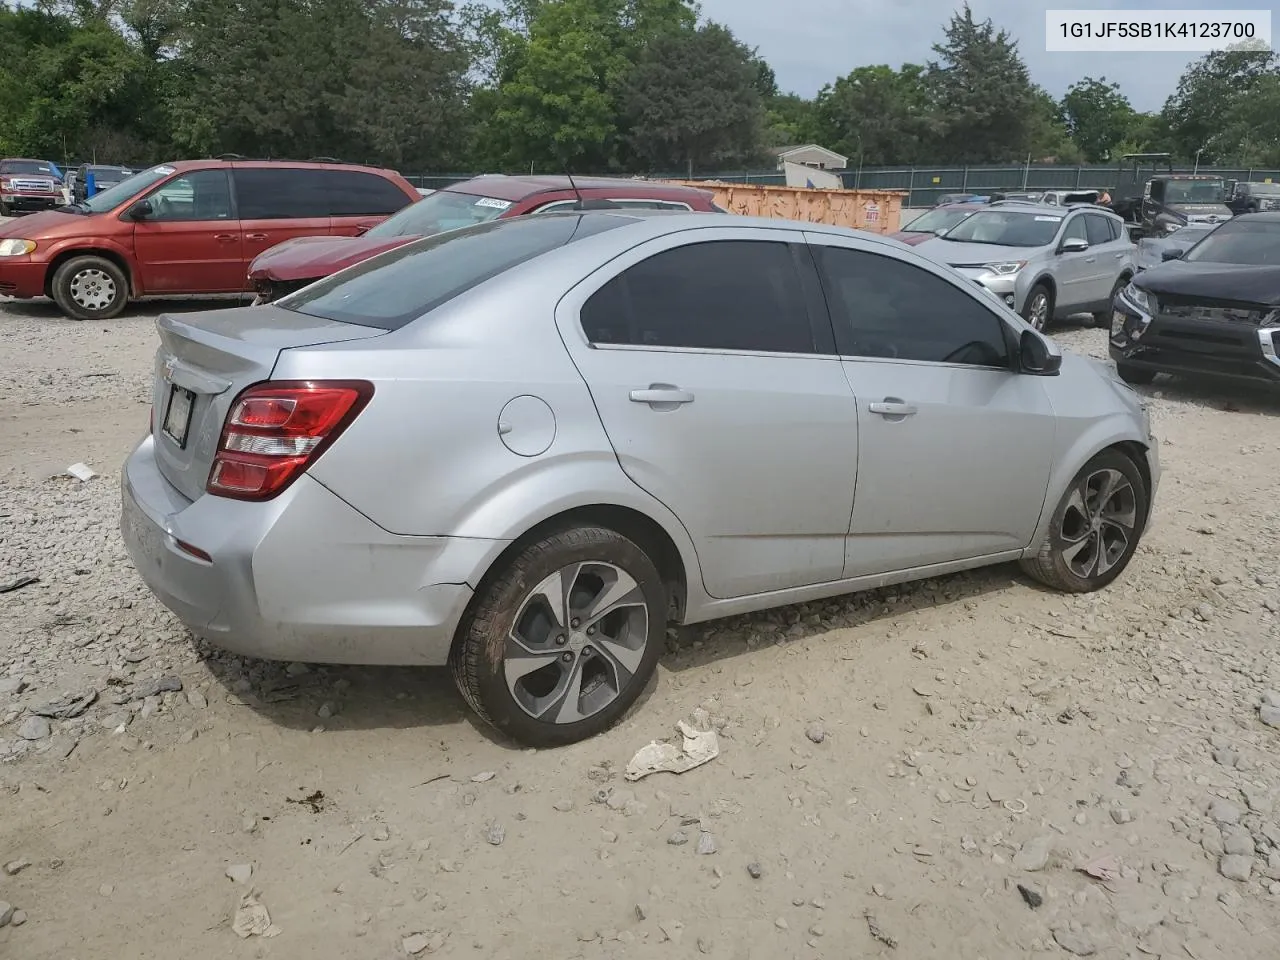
[806,235,1056,575]
[321,169,415,236]
[132,169,242,294]
[556,227,859,599]
[233,167,332,287]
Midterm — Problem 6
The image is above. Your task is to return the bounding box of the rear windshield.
[1184,219,1280,266]
[365,188,516,239]
[281,213,636,330]
[903,207,973,234]
[940,210,1062,247]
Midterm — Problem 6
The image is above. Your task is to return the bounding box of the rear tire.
[51,255,128,321]
[1021,448,1149,593]
[1116,363,1156,386]
[1022,283,1053,331]
[451,526,667,747]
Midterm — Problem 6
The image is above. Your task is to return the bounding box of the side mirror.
[125,198,153,220]
[1160,247,1185,262]
[1059,238,1089,254]
[1019,329,1062,376]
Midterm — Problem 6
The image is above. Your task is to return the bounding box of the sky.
[697,0,1224,111]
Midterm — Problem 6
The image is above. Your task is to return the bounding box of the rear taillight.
[207,380,372,501]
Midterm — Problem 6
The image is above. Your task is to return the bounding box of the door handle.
[1114,253,1124,259]
[629,385,694,406]
[1084,257,1097,263]
[214,234,237,243]
[245,233,269,241]
[868,399,917,417]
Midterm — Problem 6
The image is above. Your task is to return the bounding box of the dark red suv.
[0,159,419,319]
[248,175,720,302]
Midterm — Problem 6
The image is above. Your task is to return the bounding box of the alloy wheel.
[69,268,116,311]
[504,561,649,724]
[1054,468,1138,579]
[1027,292,1049,330]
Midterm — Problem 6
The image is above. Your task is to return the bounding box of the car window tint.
[322,170,412,216]
[1085,215,1112,246]
[144,170,232,222]
[234,168,328,219]
[283,213,636,330]
[1063,216,1087,243]
[580,240,817,354]
[814,246,1008,367]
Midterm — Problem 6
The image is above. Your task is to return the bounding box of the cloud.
[698,0,1210,111]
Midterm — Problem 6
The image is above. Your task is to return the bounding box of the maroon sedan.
[889,202,985,246]
[248,175,720,302]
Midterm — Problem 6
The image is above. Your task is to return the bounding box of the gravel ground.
[3,296,1280,959]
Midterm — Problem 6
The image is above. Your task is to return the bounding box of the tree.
[813,64,933,165]
[1060,76,1135,161]
[924,3,1038,162]
[1162,47,1279,162]
[1026,88,1082,163]
[620,22,765,172]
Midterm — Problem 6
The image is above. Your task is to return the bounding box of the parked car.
[247,175,719,303]
[0,158,64,216]
[915,203,1136,329]
[1134,223,1217,272]
[1110,212,1280,386]
[0,159,419,319]
[989,191,1045,203]
[72,163,137,202]
[934,193,989,206]
[1226,181,1280,215]
[889,202,984,246]
[121,211,1159,746]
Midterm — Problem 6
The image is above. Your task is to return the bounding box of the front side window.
[234,168,329,219]
[580,240,817,354]
[143,170,232,222]
[1184,219,1280,266]
[814,245,1009,368]
[364,189,514,239]
[1063,216,1088,244]
[942,211,1064,248]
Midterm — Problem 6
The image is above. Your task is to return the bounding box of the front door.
[557,228,858,599]
[805,234,1057,576]
[1053,213,1096,312]
[132,169,242,294]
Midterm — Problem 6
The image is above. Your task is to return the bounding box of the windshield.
[1184,219,1280,266]
[283,213,634,329]
[903,208,973,234]
[87,165,132,178]
[1249,183,1280,196]
[1164,179,1225,204]
[366,189,515,239]
[941,210,1063,247]
[0,160,56,177]
[77,166,173,213]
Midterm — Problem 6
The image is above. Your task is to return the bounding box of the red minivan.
[0,159,419,320]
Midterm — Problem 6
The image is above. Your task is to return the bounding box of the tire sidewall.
[1023,284,1052,331]
[1046,450,1149,591]
[459,528,667,747]
[53,256,128,321]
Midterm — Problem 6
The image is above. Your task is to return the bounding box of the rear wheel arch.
[44,247,137,299]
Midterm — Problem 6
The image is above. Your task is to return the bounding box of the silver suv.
[914,203,1136,330]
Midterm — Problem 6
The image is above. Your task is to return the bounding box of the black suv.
[1227,181,1280,215]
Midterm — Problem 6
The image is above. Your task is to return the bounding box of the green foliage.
[1059,77,1136,162]
[620,22,765,172]
[1162,49,1280,166]
[813,64,931,165]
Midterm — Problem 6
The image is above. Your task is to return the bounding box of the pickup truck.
[0,158,64,216]
[1109,153,1232,240]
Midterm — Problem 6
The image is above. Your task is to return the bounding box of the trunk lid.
[150,305,387,501]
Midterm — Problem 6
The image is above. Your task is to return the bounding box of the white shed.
[774,144,848,172]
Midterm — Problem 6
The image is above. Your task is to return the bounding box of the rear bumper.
[121,436,502,665]
[0,259,48,298]
[1109,297,1280,385]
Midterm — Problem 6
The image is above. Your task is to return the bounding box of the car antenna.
[558,152,622,211]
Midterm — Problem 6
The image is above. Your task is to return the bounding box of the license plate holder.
[162,384,195,448]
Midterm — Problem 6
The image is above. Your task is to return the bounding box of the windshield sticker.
[474,197,512,209]
[1034,215,1063,222]
[152,165,175,176]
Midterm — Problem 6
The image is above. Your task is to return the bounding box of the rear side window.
[1085,214,1113,246]
[233,168,329,219]
[322,170,412,216]
[580,240,818,354]
[283,213,636,330]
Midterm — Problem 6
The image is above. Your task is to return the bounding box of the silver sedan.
[121,212,1160,746]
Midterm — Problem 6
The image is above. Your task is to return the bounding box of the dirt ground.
[2,292,1280,960]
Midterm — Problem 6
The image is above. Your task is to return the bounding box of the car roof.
[141,158,404,176]
[443,174,713,202]
[986,201,1121,219]
[1232,211,1280,222]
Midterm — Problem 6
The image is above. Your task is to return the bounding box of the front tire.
[51,255,129,320]
[451,526,667,747]
[1022,283,1053,331]
[1021,449,1149,593]
[1093,276,1128,328]
[1116,362,1157,386]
